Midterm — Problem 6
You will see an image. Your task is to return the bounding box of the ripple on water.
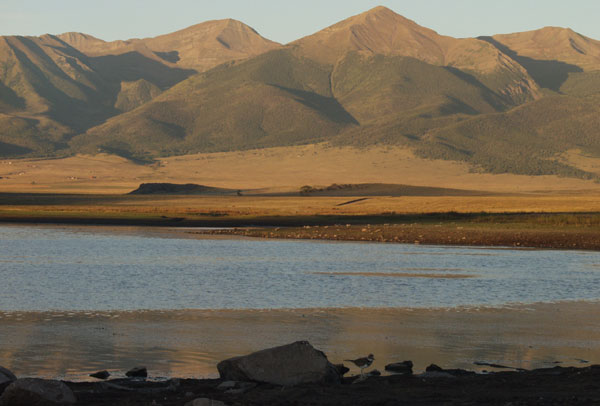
[0,225,599,310]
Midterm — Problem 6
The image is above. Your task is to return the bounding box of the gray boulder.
[0,378,76,405]
[0,367,17,393]
[217,341,341,386]
[0,367,16,385]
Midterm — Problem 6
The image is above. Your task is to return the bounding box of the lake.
[1,225,599,311]
[1,224,599,380]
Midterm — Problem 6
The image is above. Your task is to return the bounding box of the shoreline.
[198,223,600,251]
[2,302,599,383]
[3,364,600,405]
[2,298,600,315]
[1,212,600,251]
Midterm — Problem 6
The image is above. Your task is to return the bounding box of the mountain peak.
[291,6,445,64]
[492,26,600,71]
[57,19,280,72]
[362,5,396,16]
[340,5,422,29]
[57,32,106,49]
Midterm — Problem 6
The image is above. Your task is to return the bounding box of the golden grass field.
[2,144,600,196]
[2,145,600,233]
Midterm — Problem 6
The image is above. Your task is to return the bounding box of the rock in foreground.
[185,398,226,406]
[0,367,16,393]
[217,341,340,386]
[385,360,413,375]
[0,378,76,405]
[89,370,110,380]
[125,367,147,378]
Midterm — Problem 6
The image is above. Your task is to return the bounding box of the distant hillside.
[1,6,600,180]
[129,183,235,195]
[414,94,600,178]
[114,79,162,112]
[71,48,353,156]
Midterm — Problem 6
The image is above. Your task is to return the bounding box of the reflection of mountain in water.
[1,303,598,380]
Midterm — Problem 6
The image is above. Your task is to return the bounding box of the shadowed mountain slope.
[0,20,278,156]
[414,94,600,178]
[479,28,600,92]
[71,48,356,157]
[491,27,600,72]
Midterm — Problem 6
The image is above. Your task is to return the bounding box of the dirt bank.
[58,365,600,405]
[198,221,600,251]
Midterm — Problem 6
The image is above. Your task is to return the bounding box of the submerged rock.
[0,378,76,405]
[89,370,110,380]
[424,364,475,377]
[125,366,148,378]
[385,361,413,375]
[419,371,457,379]
[217,341,341,386]
[368,369,381,376]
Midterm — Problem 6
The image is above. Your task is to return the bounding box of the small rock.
[426,364,443,372]
[419,371,456,379]
[216,381,237,391]
[125,366,147,378]
[368,369,381,376]
[334,364,350,376]
[385,361,413,375]
[184,398,226,406]
[225,382,257,395]
[352,374,368,384]
[0,378,76,405]
[424,364,475,376]
[89,370,110,380]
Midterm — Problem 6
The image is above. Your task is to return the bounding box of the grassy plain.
[1,145,599,249]
[2,145,600,194]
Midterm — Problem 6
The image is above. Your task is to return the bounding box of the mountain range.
[1,6,599,179]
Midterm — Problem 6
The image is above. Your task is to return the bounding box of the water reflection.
[1,302,599,381]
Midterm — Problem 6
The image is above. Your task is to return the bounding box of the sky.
[1,0,599,43]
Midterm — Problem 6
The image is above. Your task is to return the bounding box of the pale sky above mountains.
[1,0,599,43]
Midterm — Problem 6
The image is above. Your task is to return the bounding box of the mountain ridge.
[1,6,600,181]
[58,18,281,72]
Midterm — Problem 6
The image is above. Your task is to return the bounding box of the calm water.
[1,225,599,311]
